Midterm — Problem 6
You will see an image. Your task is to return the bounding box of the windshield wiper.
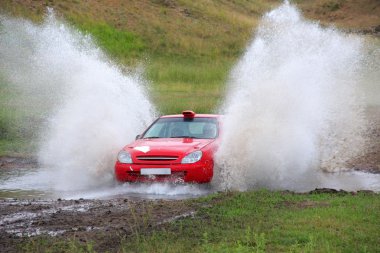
[143,136,161,139]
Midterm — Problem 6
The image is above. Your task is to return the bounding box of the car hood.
[124,138,215,157]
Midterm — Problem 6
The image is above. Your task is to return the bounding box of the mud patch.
[349,107,380,174]
[0,157,37,169]
[0,197,199,252]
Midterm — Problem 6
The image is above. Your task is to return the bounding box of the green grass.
[0,139,37,156]
[72,20,146,63]
[0,107,39,156]
[0,77,44,156]
[141,191,378,252]
[147,57,232,113]
[121,190,380,252]
[21,190,380,252]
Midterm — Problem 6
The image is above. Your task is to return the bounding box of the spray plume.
[0,11,155,191]
[214,3,368,191]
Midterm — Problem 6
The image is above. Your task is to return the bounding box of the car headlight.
[181,150,202,164]
[118,150,132,164]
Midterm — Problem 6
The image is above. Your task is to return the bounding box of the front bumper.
[114,160,213,183]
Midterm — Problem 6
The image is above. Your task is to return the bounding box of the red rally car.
[114,111,221,183]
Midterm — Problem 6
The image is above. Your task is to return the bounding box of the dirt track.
[0,197,200,252]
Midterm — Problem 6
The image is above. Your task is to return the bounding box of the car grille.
[136,156,179,161]
[127,171,187,178]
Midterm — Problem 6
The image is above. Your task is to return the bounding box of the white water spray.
[0,11,155,191]
[1,4,377,198]
[215,3,369,191]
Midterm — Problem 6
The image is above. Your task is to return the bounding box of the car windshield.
[142,117,218,139]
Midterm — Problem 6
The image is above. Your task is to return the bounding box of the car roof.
[160,114,220,119]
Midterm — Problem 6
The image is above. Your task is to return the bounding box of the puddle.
[0,167,379,201]
[0,167,213,200]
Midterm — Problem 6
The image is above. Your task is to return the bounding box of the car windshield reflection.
[142,117,218,139]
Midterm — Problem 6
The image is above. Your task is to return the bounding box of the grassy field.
[19,190,380,253]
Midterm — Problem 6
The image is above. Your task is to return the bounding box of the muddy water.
[0,167,213,200]
[0,166,379,200]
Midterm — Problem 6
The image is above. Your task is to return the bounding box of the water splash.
[0,11,155,191]
[214,3,369,191]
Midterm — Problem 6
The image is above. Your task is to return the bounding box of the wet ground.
[348,106,380,174]
[0,184,379,252]
[0,196,203,252]
[1,165,380,252]
[0,158,215,252]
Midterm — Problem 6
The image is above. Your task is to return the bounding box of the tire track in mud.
[0,197,198,251]
[0,198,196,236]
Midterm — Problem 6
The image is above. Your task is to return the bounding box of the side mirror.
[135,134,141,140]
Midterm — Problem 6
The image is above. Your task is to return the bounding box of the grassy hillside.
[0,0,275,58]
[2,1,377,60]
[296,0,380,32]
[0,0,379,155]
[0,0,280,155]
[1,0,378,111]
